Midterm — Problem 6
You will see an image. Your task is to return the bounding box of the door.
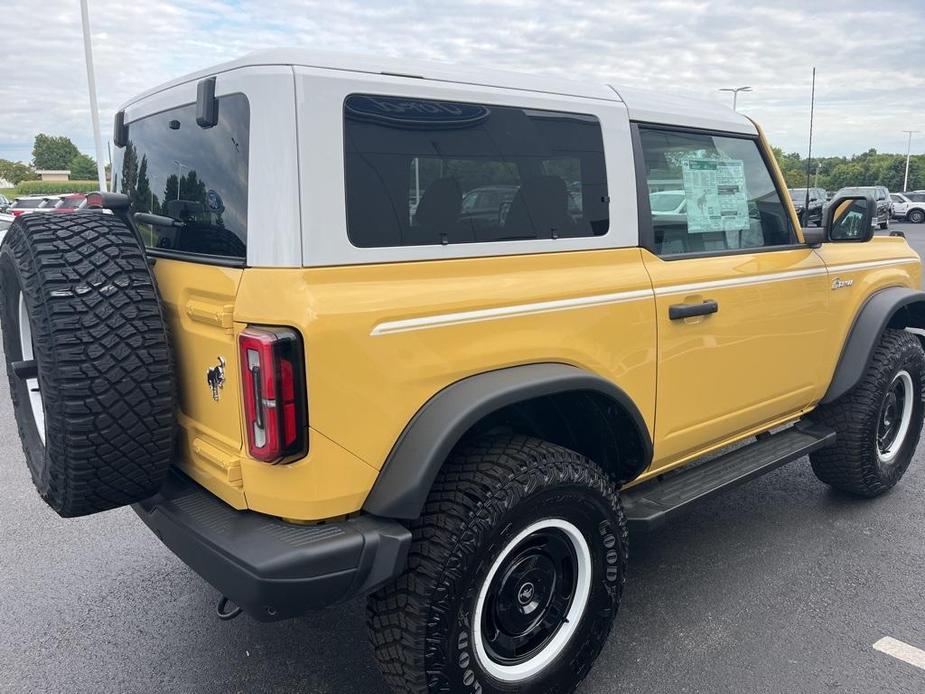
[634,125,831,467]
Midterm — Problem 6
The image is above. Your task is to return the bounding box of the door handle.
[669,299,718,320]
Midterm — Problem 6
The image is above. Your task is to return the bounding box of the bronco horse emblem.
[207,356,226,401]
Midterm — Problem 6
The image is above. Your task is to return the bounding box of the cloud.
[0,0,923,163]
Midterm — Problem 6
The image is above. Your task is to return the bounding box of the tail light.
[11,209,24,217]
[239,326,308,463]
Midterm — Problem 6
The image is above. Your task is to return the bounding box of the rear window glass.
[344,94,609,248]
[120,93,249,261]
[13,199,42,209]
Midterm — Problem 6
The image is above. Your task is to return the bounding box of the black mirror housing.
[823,194,876,243]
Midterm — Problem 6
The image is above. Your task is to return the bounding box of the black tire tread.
[366,435,626,693]
[808,328,924,496]
[0,212,175,517]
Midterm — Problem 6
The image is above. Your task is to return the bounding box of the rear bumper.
[133,471,411,621]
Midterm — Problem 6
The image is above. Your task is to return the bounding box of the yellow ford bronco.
[2,50,924,693]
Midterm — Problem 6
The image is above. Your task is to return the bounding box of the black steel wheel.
[809,329,924,496]
[368,435,627,693]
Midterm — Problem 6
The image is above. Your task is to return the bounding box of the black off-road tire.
[0,213,175,517]
[909,209,925,224]
[367,435,627,694]
[808,329,924,497]
[879,219,889,230]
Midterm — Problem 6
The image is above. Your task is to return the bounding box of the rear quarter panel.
[233,248,657,518]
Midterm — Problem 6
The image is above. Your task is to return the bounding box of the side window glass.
[638,127,795,256]
[345,95,610,247]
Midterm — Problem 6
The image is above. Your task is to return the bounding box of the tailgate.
[153,258,247,507]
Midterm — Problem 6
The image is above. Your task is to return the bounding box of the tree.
[68,153,97,180]
[0,159,37,185]
[32,134,80,170]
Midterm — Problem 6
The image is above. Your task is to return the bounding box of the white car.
[649,189,687,215]
[8,195,61,217]
[890,192,925,224]
[0,212,14,242]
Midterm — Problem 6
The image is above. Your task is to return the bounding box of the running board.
[622,422,836,532]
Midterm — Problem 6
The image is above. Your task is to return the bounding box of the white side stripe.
[370,289,652,336]
[654,258,918,297]
[370,257,919,336]
[654,267,826,297]
[827,258,919,273]
[873,637,925,671]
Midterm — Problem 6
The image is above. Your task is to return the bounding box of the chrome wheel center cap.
[517,582,535,605]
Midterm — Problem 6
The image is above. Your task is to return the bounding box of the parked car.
[827,186,891,229]
[458,184,518,228]
[788,187,826,226]
[0,212,13,242]
[8,195,57,217]
[51,193,88,213]
[0,193,11,212]
[3,50,925,694]
[649,189,687,215]
[890,192,925,224]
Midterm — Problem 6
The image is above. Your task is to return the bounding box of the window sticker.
[681,158,750,233]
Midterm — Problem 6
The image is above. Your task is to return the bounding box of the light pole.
[80,0,107,191]
[172,160,187,199]
[902,130,920,192]
[719,86,752,111]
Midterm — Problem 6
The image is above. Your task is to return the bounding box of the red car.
[51,193,88,213]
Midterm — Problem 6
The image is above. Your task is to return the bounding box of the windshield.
[120,94,250,260]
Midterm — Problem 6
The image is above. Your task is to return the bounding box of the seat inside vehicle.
[503,175,578,240]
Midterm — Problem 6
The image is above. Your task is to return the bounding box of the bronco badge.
[207,356,226,401]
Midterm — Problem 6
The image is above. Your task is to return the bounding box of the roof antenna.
[804,67,816,226]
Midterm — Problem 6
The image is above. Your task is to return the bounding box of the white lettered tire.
[367,435,627,693]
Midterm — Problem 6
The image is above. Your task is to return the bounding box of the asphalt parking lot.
[1,221,924,694]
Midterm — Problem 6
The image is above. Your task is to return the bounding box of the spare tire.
[0,212,175,517]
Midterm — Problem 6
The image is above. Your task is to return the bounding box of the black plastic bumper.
[132,471,411,621]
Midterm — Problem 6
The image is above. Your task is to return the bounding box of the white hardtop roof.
[121,48,756,134]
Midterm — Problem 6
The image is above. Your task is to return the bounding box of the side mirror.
[823,194,875,243]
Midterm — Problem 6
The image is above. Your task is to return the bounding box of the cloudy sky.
[2,0,923,164]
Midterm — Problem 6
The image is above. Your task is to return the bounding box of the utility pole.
[719,86,752,111]
[172,160,187,199]
[902,130,920,192]
[804,68,816,221]
[80,0,107,191]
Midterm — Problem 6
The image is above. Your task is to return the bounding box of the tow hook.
[216,595,243,621]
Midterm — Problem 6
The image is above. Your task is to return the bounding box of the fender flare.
[362,363,652,520]
[822,286,925,403]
